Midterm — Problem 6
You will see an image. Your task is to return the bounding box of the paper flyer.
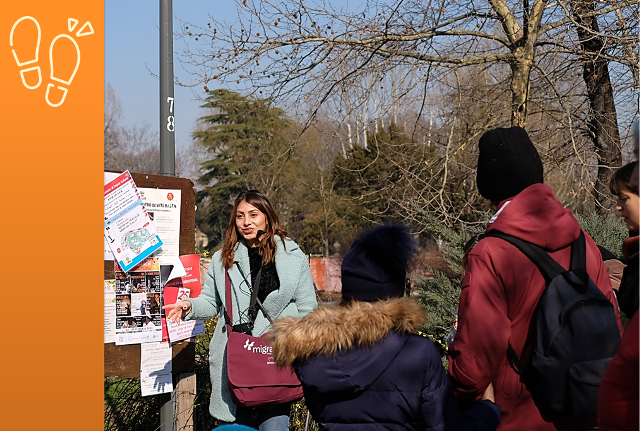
[104,172,119,260]
[158,262,179,342]
[166,257,187,286]
[164,314,205,343]
[114,258,163,345]
[104,280,116,343]
[139,188,181,265]
[140,342,173,397]
[163,254,205,343]
[165,254,202,298]
[104,171,163,272]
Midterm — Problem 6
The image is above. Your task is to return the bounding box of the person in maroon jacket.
[447,127,622,431]
[597,311,639,431]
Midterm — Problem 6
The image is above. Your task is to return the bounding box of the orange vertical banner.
[1,1,103,429]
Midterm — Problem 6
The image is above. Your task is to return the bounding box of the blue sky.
[105,1,238,151]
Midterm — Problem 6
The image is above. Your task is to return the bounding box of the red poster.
[162,254,204,342]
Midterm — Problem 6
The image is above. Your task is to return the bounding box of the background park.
[103,0,638,429]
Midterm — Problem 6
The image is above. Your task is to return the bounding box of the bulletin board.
[104,172,197,379]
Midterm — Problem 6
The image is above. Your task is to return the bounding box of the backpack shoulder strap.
[507,342,524,376]
[570,231,589,285]
[485,231,561,376]
[485,231,567,283]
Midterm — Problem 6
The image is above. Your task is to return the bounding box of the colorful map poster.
[114,258,163,345]
[104,171,163,272]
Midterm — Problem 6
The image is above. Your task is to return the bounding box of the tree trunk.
[346,122,353,152]
[572,0,622,215]
[509,44,534,128]
[322,174,330,257]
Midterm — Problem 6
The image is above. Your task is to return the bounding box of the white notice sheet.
[104,280,116,343]
[139,188,181,266]
[140,342,173,396]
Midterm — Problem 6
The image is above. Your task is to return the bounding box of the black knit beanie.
[476,126,544,202]
[341,224,416,302]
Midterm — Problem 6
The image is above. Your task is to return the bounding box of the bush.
[575,212,628,261]
[411,212,485,359]
[290,399,319,431]
[194,319,217,431]
[415,268,461,349]
[104,377,162,431]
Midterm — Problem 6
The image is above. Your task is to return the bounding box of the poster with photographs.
[114,257,163,345]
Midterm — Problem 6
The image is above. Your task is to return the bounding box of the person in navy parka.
[268,224,501,431]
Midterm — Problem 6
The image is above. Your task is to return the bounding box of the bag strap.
[224,268,233,326]
[232,263,275,325]
[485,231,568,283]
[570,231,589,286]
[507,342,524,376]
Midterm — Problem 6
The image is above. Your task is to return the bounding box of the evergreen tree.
[332,123,434,229]
[193,89,296,249]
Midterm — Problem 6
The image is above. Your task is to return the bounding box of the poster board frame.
[104,171,197,378]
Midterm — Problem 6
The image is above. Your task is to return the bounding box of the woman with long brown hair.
[164,190,317,430]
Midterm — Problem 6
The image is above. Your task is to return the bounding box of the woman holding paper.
[164,190,317,431]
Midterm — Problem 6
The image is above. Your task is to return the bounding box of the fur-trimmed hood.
[268,297,426,367]
[269,297,426,396]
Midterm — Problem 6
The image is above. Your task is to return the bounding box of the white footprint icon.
[10,16,42,90]
[45,18,93,108]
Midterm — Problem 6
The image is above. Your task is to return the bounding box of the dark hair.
[462,233,485,275]
[221,190,288,268]
[609,161,639,196]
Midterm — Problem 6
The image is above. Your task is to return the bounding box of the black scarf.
[247,247,280,322]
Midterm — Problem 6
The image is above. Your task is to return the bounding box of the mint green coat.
[185,236,318,421]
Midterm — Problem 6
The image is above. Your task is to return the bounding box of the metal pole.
[160,384,176,431]
[160,0,176,176]
[160,3,176,428]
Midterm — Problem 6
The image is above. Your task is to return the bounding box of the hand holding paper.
[163,300,192,323]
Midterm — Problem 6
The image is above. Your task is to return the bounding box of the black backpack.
[487,230,621,417]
